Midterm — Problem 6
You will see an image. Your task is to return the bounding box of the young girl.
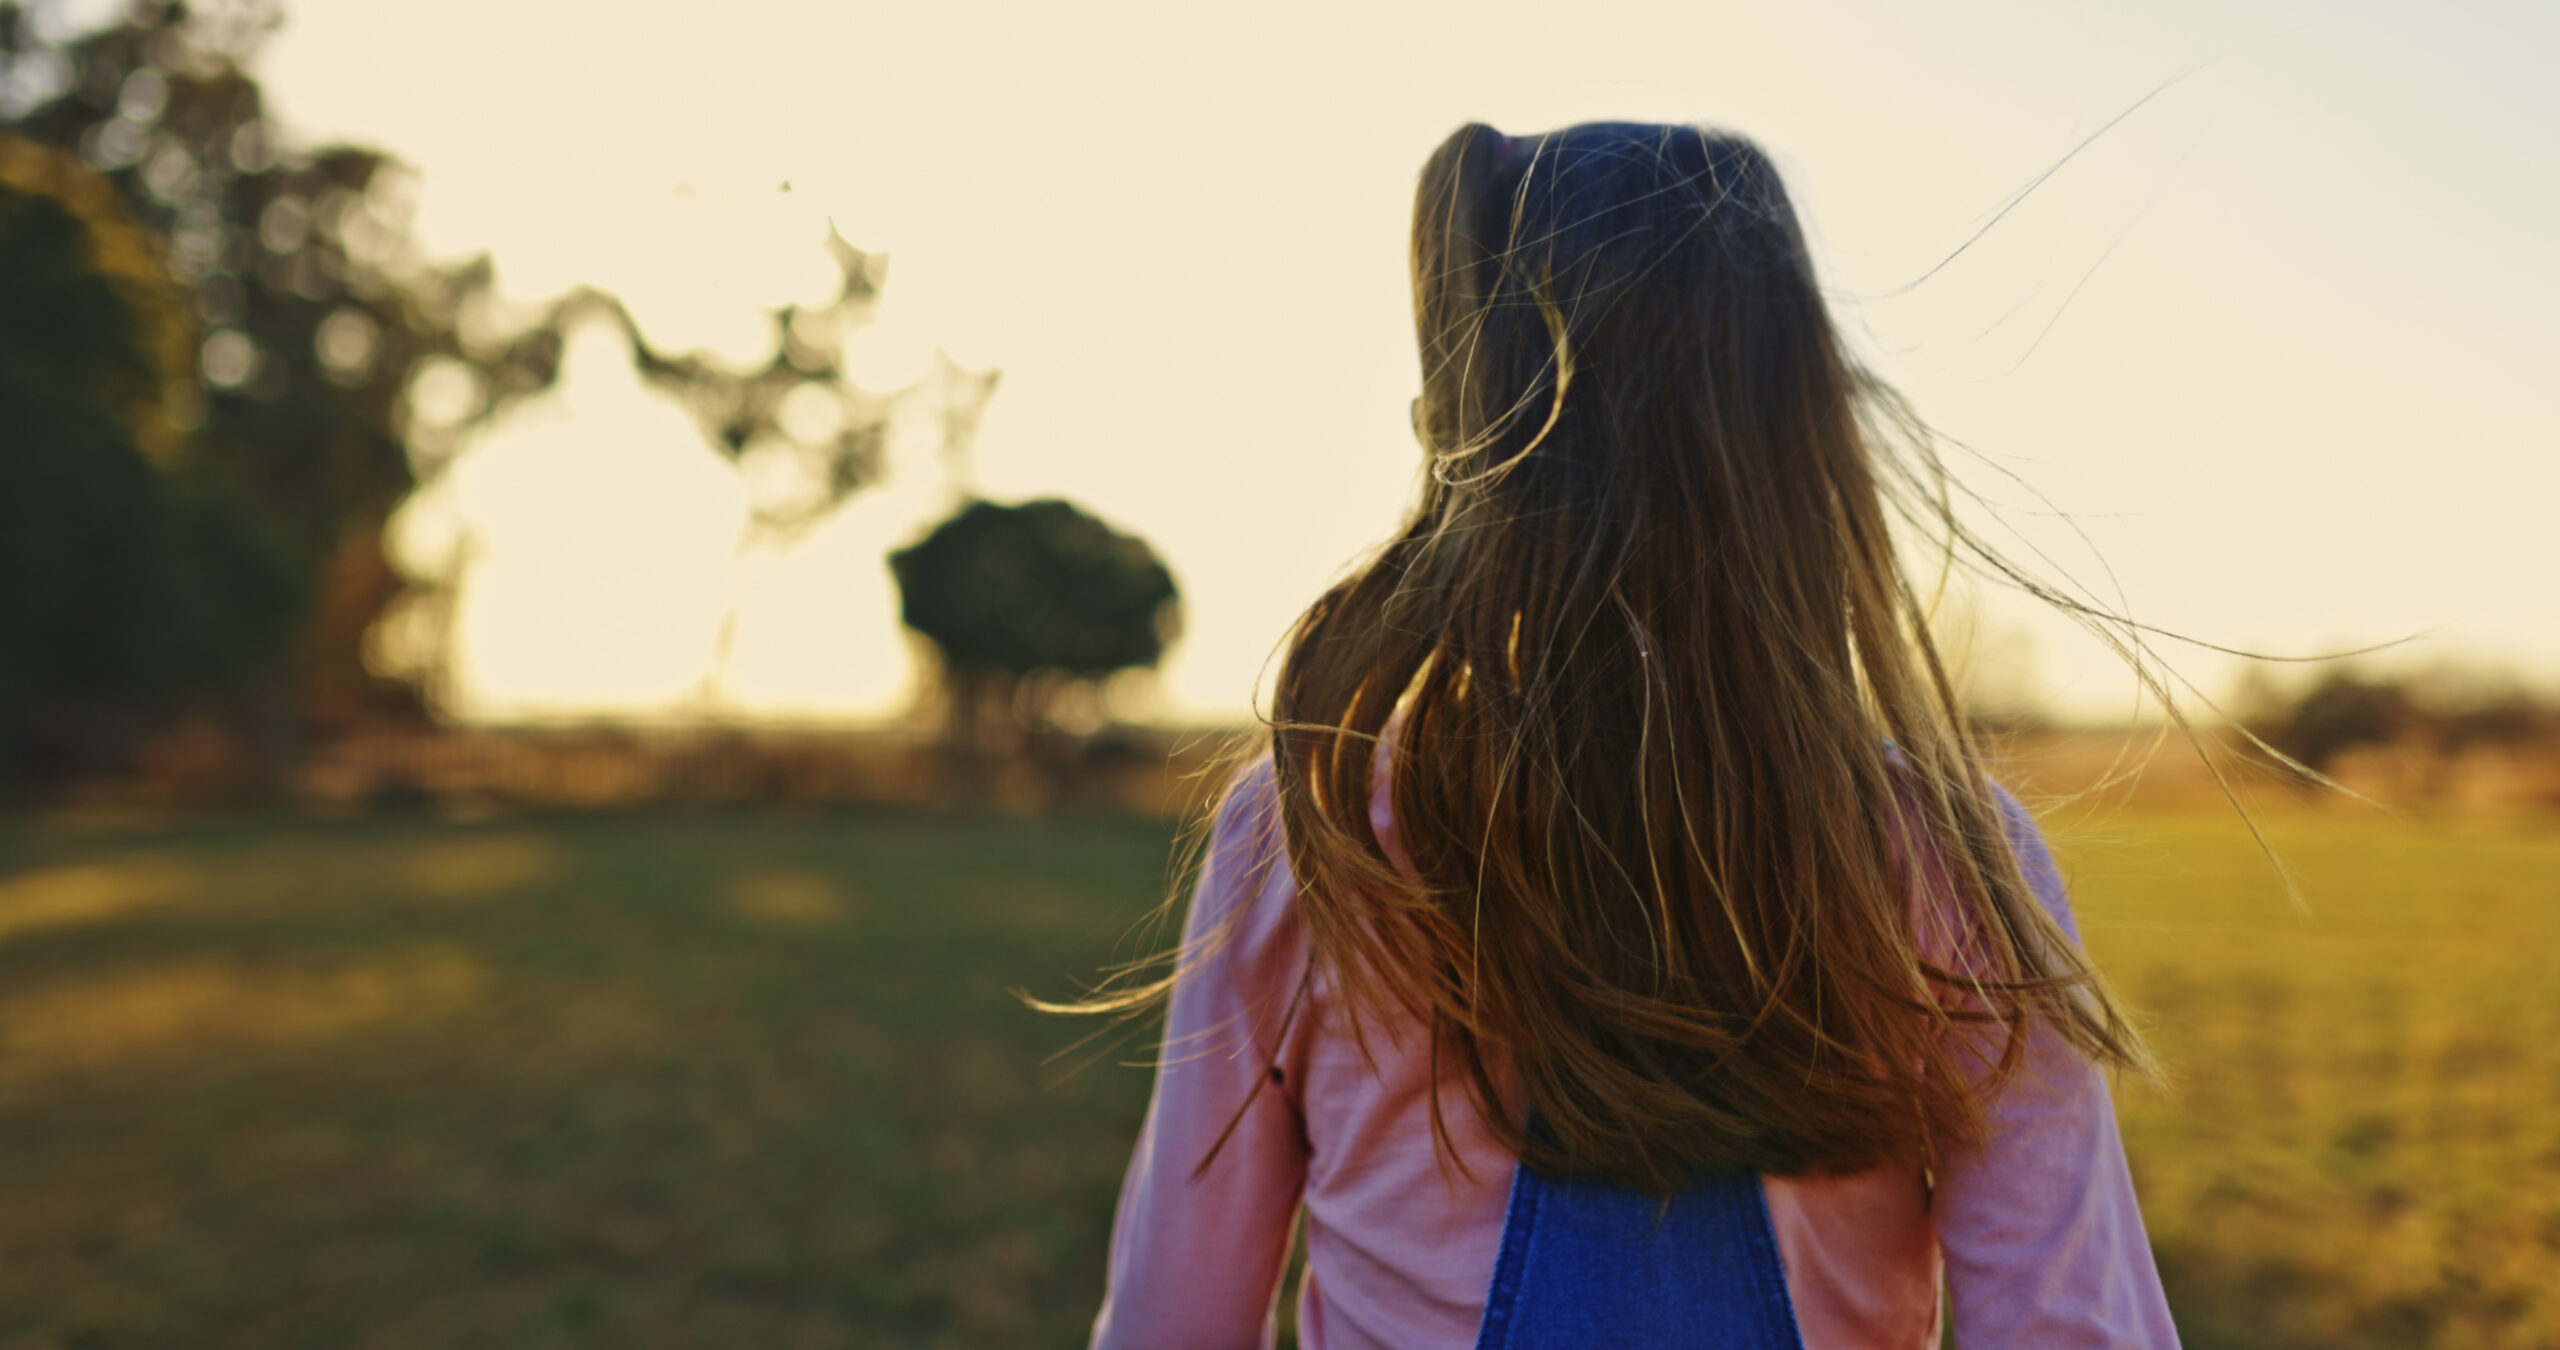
[1083,122,2180,1349]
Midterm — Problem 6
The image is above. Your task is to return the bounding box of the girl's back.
[1090,758,2174,1349]
[1077,121,2182,1348]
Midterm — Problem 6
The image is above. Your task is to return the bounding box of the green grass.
[0,808,1177,1349]
[0,804,2550,1347]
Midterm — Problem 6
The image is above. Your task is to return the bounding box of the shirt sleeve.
[1090,760,1313,1350]
[1933,786,2183,1350]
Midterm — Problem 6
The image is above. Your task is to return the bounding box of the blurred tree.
[889,498,1181,752]
[2400,667,2559,754]
[2245,660,2560,788]
[2437,693,2555,754]
[5,0,466,743]
[0,136,299,773]
[0,0,994,783]
[2264,669,2413,775]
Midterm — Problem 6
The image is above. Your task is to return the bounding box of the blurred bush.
[2251,667,2559,775]
[2226,664,2560,812]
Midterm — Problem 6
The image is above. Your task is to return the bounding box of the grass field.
[0,801,2550,1347]
[2053,806,2560,1350]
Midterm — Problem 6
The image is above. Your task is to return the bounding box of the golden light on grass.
[0,948,486,1079]
[720,867,856,929]
[0,859,196,942]
[402,834,567,902]
[2057,810,2560,1346]
[973,879,1091,932]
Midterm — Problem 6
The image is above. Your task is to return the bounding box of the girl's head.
[1271,122,2148,1192]
[1409,122,1847,537]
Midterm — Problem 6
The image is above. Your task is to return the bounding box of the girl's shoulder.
[1180,755,1308,1005]
[1885,766,2080,938]
[1983,780,2080,939]
[1197,734,1407,908]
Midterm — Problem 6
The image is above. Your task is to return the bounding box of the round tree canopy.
[889,498,1180,681]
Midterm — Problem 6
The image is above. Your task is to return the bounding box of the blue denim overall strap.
[1473,1161,1806,1350]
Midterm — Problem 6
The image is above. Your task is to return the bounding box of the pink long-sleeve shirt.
[1091,757,2180,1350]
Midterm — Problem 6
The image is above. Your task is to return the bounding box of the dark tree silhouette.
[2256,666,2558,780]
[4,0,502,741]
[0,0,996,783]
[889,498,1181,751]
[2265,670,2413,775]
[0,137,298,761]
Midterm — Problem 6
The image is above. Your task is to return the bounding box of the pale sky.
[242,0,2557,724]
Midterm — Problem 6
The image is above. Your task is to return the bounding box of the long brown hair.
[1265,122,2150,1194]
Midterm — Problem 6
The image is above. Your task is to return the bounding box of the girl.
[1081,122,2180,1349]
